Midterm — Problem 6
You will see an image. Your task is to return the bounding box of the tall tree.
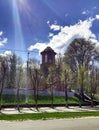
[29,58,40,110]
[47,65,56,108]
[64,70,69,107]
[63,38,98,73]
[16,57,23,112]
[0,57,8,111]
[8,54,17,88]
[63,38,99,99]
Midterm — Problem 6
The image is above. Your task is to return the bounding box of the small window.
[49,54,53,63]
[45,54,48,63]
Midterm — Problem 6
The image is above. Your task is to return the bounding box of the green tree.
[64,38,98,72]
[63,38,99,99]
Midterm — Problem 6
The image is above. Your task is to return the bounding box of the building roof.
[41,46,56,55]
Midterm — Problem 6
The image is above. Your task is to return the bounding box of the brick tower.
[40,46,56,76]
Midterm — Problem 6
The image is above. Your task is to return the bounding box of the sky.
[0,0,99,62]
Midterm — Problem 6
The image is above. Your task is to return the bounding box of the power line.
[0,48,38,53]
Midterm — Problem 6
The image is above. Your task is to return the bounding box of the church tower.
[40,46,56,76]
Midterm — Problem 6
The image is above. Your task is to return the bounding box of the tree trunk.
[51,84,54,108]
[64,70,68,107]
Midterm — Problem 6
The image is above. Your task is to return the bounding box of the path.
[0,117,99,130]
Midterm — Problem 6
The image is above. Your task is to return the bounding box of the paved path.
[1,106,99,114]
[0,117,99,130]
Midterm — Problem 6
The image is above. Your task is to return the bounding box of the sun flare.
[17,0,27,7]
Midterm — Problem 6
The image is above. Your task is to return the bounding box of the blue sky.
[0,0,99,61]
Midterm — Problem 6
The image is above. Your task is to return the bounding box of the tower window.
[45,54,48,63]
[49,54,53,63]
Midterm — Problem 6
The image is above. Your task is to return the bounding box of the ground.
[0,117,99,130]
[1,106,99,114]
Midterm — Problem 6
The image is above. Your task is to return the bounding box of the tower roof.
[41,46,56,55]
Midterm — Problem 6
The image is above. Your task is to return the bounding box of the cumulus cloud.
[4,51,13,56]
[28,42,47,53]
[28,16,99,55]
[0,31,8,47]
[96,15,99,19]
[48,33,54,38]
[0,51,13,57]
[50,24,61,31]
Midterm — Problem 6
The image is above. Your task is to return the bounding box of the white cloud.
[82,10,89,15]
[48,33,54,38]
[0,51,13,57]
[47,21,50,25]
[4,51,13,56]
[0,31,3,36]
[28,42,47,53]
[28,16,99,55]
[0,38,8,47]
[50,24,61,31]
[0,31,8,47]
[96,15,99,19]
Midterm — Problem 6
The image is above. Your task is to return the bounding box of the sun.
[17,0,28,7]
[18,0,24,4]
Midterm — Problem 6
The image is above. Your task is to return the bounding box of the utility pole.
[25,52,30,104]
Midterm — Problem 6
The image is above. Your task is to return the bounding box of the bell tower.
[40,46,56,76]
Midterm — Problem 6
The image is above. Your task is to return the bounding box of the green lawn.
[94,94,99,100]
[0,111,99,121]
[1,94,85,105]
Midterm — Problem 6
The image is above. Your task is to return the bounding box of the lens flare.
[12,0,27,60]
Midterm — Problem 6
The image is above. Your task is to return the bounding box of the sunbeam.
[12,0,27,61]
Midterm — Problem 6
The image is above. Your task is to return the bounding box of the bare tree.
[29,68,40,110]
[16,57,23,112]
[64,70,69,107]
[29,58,40,110]
[0,57,8,111]
[8,54,17,88]
[47,65,57,108]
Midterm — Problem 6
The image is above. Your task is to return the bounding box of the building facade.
[40,46,56,76]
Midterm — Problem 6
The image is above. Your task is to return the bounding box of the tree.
[29,58,40,110]
[77,65,87,101]
[16,57,23,112]
[0,57,8,111]
[64,70,69,107]
[63,38,99,99]
[8,54,17,88]
[63,38,98,73]
[47,65,56,108]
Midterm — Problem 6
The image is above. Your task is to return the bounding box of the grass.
[0,111,99,121]
[1,95,85,105]
[94,94,99,100]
